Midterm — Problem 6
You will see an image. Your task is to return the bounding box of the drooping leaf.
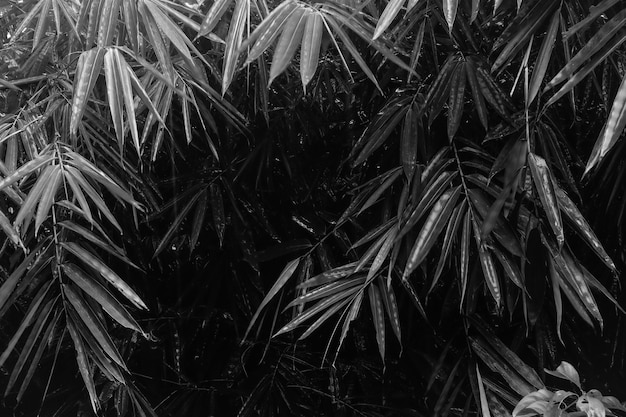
[287,276,365,308]
[70,48,106,138]
[443,0,458,32]
[471,338,534,396]
[300,11,323,89]
[528,153,563,247]
[528,10,559,104]
[67,321,100,413]
[97,0,121,47]
[62,263,143,333]
[34,164,61,234]
[62,242,148,310]
[4,296,56,397]
[447,60,466,141]
[555,186,615,271]
[368,284,386,363]
[197,0,232,38]
[475,365,492,417]
[547,8,626,91]
[585,72,626,175]
[222,0,250,93]
[63,284,127,369]
[275,287,360,337]
[403,186,462,279]
[243,1,299,63]
[244,257,301,339]
[378,278,401,345]
[374,0,405,39]
[0,280,53,368]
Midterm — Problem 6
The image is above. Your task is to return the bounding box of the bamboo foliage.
[2,0,626,415]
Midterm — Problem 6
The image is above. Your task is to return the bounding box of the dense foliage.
[2,0,626,415]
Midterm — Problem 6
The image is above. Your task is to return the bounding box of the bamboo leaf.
[322,13,381,92]
[399,171,457,240]
[368,284,386,363]
[64,165,122,233]
[109,49,140,154]
[469,189,524,257]
[0,280,53,368]
[492,247,523,289]
[15,309,59,402]
[544,236,602,327]
[287,276,365,308]
[544,31,626,107]
[475,365,492,417]
[0,209,25,251]
[478,242,501,307]
[67,151,141,209]
[447,60,466,141]
[58,221,137,267]
[269,8,307,85]
[491,1,557,73]
[198,0,233,37]
[562,0,620,40]
[470,338,534,396]
[400,274,428,320]
[14,164,55,232]
[122,0,139,51]
[528,10,559,104]
[431,202,465,294]
[528,154,564,247]
[367,226,397,281]
[190,189,208,250]
[97,0,121,47]
[275,286,360,337]
[460,210,471,309]
[401,105,419,178]
[63,263,143,333]
[300,11,323,89]
[243,1,299,63]
[549,258,564,342]
[298,262,357,289]
[471,320,543,389]
[546,8,626,90]
[378,278,401,344]
[67,321,100,413]
[337,291,364,352]
[357,168,403,216]
[555,186,615,271]
[63,284,127,369]
[64,168,94,225]
[373,0,405,40]
[443,0,458,32]
[4,296,56,397]
[34,165,61,235]
[585,72,626,175]
[62,242,148,310]
[144,0,195,67]
[0,151,53,193]
[244,257,301,340]
[154,192,201,257]
[298,297,352,340]
[403,186,461,279]
[68,307,125,383]
[70,48,106,138]
[222,0,250,93]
